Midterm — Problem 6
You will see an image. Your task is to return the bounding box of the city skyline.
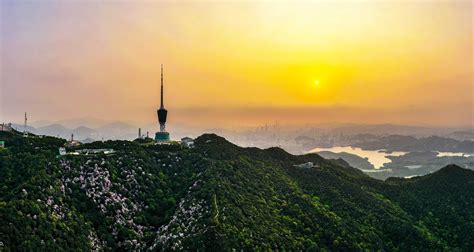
[1,1,472,128]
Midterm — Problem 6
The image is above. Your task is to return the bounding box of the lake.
[437,152,474,157]
[308,146,406,169]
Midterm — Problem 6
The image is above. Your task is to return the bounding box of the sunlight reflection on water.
[308,146,406,169]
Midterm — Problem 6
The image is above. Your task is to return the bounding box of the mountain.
[23,121,138,141]
[55,116,112,129]
[353,135,474,153]
[97,122,136,131]
[97,122,137,139]
[316,150,375,170]
[29,120,54,128]
[9,123,39,135]
[38,124,71,138]
[445,130,474,141]
[72,126,96,134]
[72,126,98,140]
[370,150,474,180]
[0,131,472,250]
[329,124,451,136]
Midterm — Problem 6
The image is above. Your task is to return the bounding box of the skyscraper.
[155,64,170,142]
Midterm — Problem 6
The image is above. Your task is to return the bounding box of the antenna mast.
[160,64,164,109]
[23,112,28,137]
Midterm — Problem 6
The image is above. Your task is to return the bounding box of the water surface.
[437,152,474,157]
[308,146,406,169]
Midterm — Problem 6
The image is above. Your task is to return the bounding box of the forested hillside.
[0,131,472,251]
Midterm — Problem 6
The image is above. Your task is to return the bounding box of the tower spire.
[160,64,164,109]
[156,64,169,142]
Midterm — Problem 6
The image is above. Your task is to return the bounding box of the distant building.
[66,140,81,148]
[294,162,318,169]
[181,137,194,148]
[58,147,114,156]
[76,149,115,155]
[66,133,81,148]
[0,123,12,132]
[0,141,5,148]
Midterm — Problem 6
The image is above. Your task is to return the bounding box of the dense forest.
[0,131,473,251]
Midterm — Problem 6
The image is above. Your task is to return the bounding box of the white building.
[180,137,194,148]
[59,148,115,156]
[76,149,115,155]
[294,162,318,169]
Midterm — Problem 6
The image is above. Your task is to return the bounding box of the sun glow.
[1,1,471,127]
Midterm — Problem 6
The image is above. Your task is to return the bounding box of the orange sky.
[1,1,472,128]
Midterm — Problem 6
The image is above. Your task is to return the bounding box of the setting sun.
[1,1,471,128]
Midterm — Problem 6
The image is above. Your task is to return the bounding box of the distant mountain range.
[445,130,474,141]
[30,116,122,129]
[10,121,138,141]
[326,123,469,137]
[350,134,474,153]
[8,120,473,152]
[295,133,474,154]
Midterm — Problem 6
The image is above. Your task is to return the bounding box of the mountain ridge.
[0,131,472,250]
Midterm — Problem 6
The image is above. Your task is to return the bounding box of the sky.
[1,0,472,128]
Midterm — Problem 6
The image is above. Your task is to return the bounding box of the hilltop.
[0,131,473,250]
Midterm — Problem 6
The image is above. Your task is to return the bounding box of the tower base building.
[155,131,170,142]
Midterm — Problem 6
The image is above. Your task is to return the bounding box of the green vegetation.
[0,131,472,250]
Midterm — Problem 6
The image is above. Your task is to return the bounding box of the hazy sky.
[1,0,472,128]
